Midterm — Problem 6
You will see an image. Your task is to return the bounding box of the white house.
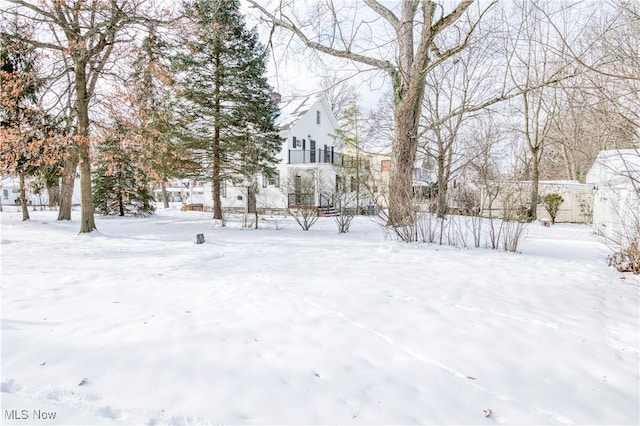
[361,150,436,209]
[0,175,81,208]
[153,179,206,207]
[586,149,640,244]
[202,93,351,212]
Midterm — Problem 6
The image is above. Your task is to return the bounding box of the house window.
[292,136,304,148]
[264,171,280,187]
[221,180,227,198]
[336,175,342,192]
[350,176,356,192]
[381,160,391,172]
[316,110,321,125]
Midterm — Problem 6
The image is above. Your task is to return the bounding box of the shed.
[585,149,640,244]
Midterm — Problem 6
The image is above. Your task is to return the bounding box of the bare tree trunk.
[57,152,77,220]
[212,149,222,220]
[19,172,29,221]
[529,151,540,220]
[247,181,258,229]
[118,190,125,216]
[560,144,576,181]
[212,132,222,220]
[388,73,425,225]
[161,179,169,208]
[247,183,257,214]
[46,182,60,208]
[436,175,449,218]
[389,130,418,225]
[212,36,223,221]
[75,62,96,233]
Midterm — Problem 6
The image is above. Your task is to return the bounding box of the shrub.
[542,193,564,224]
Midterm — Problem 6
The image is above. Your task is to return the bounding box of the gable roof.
[275,93,325,131]
[586,149,640,185]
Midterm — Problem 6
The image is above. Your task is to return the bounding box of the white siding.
[586,150,640,244]
[202,95,341,211]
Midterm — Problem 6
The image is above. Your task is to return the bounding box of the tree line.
[1,0,638,233]
[1,0,280,230]
[251,0,638,223]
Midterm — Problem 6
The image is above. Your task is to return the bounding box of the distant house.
[0,175,81,208]
[362,151,391,207]
[586,149,640,244]
[358,150,436,209]
[177,94,440,214]
[154,179,205,206]
[200,93,362,212]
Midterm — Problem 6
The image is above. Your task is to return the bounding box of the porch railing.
[288,149,333,165]
[288,149,370,169]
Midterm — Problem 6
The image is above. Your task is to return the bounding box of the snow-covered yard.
[1,207,639,425]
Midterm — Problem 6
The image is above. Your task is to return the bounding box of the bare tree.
[248,0,496,225]
[1,0,158,232]
[464,119,504,246]
[502,0,576,220]
[281,167,327,231]
[363,91,395,151]
[419,34,499,218]
[541,85,635,182]
[537,1,639,179]
[317,75,359,123]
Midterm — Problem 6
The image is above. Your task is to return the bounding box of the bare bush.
[608,246,639,274]
[501,219,528,252]
[376,189,429,243]
[333,170,365,234]
[289,206,320,231]
[609,217,640,274]
[335,207,356,234]
[281,168,324,231]
[377,186,528,252]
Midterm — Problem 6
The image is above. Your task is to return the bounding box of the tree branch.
[362,0,401,32]
[246,0,396,74]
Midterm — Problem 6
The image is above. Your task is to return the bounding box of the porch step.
[318,206,337,217]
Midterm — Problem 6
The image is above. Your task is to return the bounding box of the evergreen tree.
[128,23,194,208]
[172,0,282,220]
[92,122,154,217]
[542,193,564,225]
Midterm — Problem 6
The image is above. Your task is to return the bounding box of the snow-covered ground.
[1,207,639,425]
